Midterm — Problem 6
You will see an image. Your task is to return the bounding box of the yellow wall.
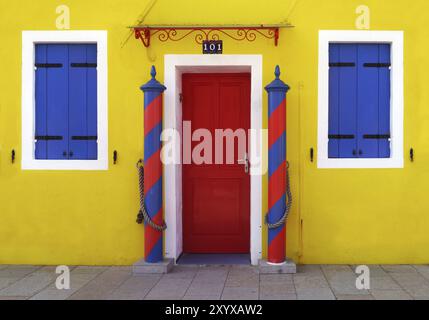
[0,0,428,265]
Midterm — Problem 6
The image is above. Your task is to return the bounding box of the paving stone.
[381,265,419,274]
[145,277,194,300]
[186,270,228,298]
[336,294,375,300]
[0,268,56,297]
[369,276,402,291]
[350,265,389,278]
[322,265,370,296]
[71,266,109,275]
[389,272,429,299]
[260,293,297,300]
[413,265,429,280]
[0,265,10,271]
[259,285,296,299]
[371,290,413,300]
[106,274,161,300]
[259,273,295,299]
[0,266,43,291]
[293,274,336,300]
[260,274,293,283]
[162,266,199,280]
[0,265,423,301]
[30,268,106,300]
[296,265,324,275]
[195,266,229,279]
[0,296,28,300]
[68,268,131,300]
[225,266,259,289]
[0,265,40,279]
[183,295,221,300]
[296,290,336,300]
[221,286,259,300]
[321,265,353,273]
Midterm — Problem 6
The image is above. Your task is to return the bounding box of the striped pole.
[140,66,166,263]
[265,66,290,264]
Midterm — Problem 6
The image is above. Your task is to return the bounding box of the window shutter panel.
[35,45,48,159]
[328,44,340,158]
[357,44,381,158]
[378,44,391,158]
[328,44,358,158]
[46,44,69,159]
[86,44,98,160]
[68,44,98,160]
[69,44,89,160]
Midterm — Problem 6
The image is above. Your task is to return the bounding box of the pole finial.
[275,65,281,79]
[151,65,157,79]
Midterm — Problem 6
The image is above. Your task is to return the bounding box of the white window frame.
[21,30,108,170]
[317,30,404,169]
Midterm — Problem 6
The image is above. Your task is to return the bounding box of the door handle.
[238,152,249,174]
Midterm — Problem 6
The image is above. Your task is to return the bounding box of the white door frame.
[163,54,263,265]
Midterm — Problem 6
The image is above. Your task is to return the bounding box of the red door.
[182,73,251,254]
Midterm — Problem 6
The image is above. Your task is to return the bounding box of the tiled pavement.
[0,264,428,300]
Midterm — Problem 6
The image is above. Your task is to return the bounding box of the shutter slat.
[86,44,98,160]
[69,44,89,159]
[328,44,340,158]
[378,44,391,158]
[46,44,69,159]
[357,44,380,158]
[35,45,48,159]
[338,44,358,158]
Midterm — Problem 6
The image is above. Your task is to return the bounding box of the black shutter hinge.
[179,93,183,103]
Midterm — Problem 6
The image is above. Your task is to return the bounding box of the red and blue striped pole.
[265,66,290,264]
[140,66,166,263]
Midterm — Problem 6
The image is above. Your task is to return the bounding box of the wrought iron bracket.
[132,24,293,48]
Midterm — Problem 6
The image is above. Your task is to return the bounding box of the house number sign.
[202,40,223,54]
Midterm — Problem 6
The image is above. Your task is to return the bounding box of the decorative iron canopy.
[130,24,294,47]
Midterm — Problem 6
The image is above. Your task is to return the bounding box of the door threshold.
[177,254,251,266]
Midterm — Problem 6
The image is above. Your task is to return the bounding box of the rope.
[265,163,292,229]
[136,160,167,231]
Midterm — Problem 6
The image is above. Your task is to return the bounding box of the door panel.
[182,73,251,254]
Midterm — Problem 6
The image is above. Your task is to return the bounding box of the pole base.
[133,258,174,275]
[258,259,297,274]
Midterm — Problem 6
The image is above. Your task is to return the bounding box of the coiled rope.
[265,163,292,229]
[136,160,167,231]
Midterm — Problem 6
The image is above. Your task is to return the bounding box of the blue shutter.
[328,43,391,159]
[357,44,391,158]
[357,44,380,158]
[69,44,87,159]
[328,44,358,158]
[35,44,97,160]
[35,44,69,159]
[86,44,98,160]
[378,44,391,158]
[328,44,340,158]
[68,44,97,160]
[35,45,48,159]
[44,45,69,159]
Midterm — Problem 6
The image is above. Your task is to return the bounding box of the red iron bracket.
[133,24,292,48]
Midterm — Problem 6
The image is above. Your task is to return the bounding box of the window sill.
[317,157,404,169]
[21,159,108,171]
